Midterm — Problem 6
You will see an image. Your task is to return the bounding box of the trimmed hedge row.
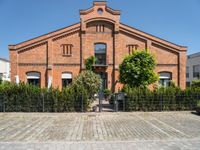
[124,86,200,111]
[0,82,89,112]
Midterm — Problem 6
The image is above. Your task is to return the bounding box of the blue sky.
[0,0,200,59]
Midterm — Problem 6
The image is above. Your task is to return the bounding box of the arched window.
[159,72,171,87]
[94,43,106,65]
[62,72,72,88]
[26,72,40,86]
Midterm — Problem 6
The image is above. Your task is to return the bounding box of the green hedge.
[0,82,89,112]
[124,86,200,111]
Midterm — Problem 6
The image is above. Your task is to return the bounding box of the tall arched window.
[26,72,40,86]
[62,72,72,88]
[94,43,106,65]
[159,72,172,87]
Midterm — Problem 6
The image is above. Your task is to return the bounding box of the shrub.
[191,80,200,88]
[197,101,200,107]
[85,56,96,71]
[73,70,101,103]
[0,82,89,112]
[119,50,159,88]
[123,86,200,111]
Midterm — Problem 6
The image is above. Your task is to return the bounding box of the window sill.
[62,54,72,57]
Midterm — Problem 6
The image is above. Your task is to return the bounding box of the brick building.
[9,1,187,91]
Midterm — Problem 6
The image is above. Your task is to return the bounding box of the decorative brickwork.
[9,1,187,91]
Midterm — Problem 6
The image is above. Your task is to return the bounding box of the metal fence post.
[123,97,125,112]
[160,94,163,111]
[42,93,44,112]
[81,93,83,112]
[3,95,5,112]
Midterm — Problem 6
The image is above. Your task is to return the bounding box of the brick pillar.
[113,24,120,92]
[47,40,53,88]
[179,51,186,89]
[80,18,86,70]
[146,40,151,50]
[9,49,18,83]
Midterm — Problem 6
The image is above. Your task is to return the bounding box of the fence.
[0,92,87,112]
[124,92,200,111]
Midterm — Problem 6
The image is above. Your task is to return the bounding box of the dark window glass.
[186,66,189,78]
[27,72,40,87]
[62,79,72,88]
[159,72,171,87]
[28,79,40,86]
[95,43,106,65]
[193,65,200,78]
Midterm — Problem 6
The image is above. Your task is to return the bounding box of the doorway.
[97,72,107,91]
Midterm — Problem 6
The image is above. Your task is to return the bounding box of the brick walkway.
[0,112,200,149]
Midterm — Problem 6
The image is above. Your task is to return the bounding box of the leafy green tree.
[73,70,102,102]
[85,56,96,71]
[119,50,159,88]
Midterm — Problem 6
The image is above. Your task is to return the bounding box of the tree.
[73,70,102,102]
[119,50,159,88]
[85,56,96,71]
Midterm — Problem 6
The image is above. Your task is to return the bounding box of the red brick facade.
[9,1,187,91]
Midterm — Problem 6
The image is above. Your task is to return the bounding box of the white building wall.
[186,52,200,85]
[0,59,10,81]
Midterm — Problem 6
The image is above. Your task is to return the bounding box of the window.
[61,44,73,56]
[127,44,139,54]
[193,65,200,78]
[159,72,171,87]
[62,72,72,88]
[186,66,189,78]
[95,43,106,65]
[96,25,105,32]
[27,72,40,87]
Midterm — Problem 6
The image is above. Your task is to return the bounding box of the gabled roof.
[187,52,200,59]
[9,22,80,50]
[120,23,187,51]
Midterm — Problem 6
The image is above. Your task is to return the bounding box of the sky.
[0,0,200,59]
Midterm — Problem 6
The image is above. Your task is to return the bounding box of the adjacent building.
[0,58,10,81]
[186,52,200,87]
[9,1,187,91]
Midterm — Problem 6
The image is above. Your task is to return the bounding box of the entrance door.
[97,72,107,91]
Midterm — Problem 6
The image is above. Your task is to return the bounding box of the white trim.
[15,75,19,84]
[62,73,72,79]
[159,73,171,79]
[27,72,40,79]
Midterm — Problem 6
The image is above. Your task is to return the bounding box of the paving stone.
[0,111,199,149]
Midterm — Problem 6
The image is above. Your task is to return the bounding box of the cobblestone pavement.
[0,112,200,149]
